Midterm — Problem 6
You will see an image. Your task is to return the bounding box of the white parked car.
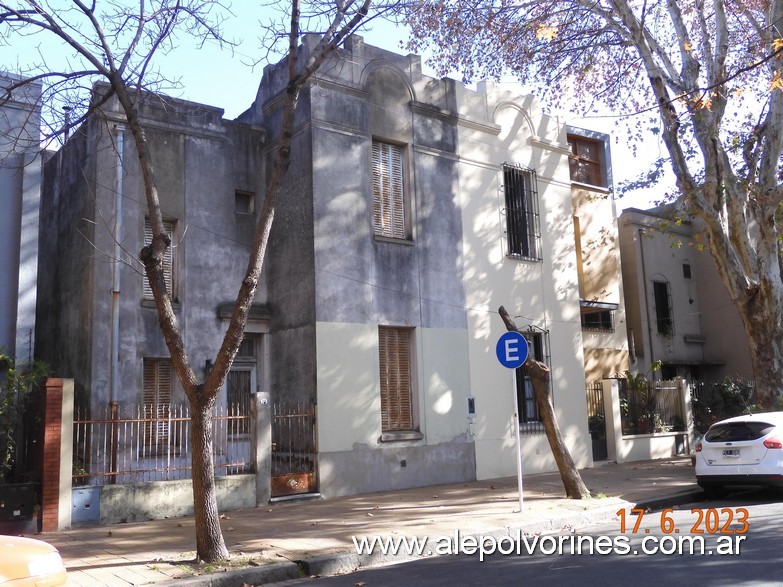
[695,411,783,497]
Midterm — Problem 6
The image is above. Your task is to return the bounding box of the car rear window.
[705,421,776,442]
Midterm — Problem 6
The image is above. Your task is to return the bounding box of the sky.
[0,1,663,211]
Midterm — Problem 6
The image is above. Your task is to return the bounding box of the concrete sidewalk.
[42,457,700,586]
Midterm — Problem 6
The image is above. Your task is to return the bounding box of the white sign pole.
[512,368,524,511]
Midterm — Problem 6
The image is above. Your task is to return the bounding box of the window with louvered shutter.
[143,219,175,299]
[372,142,406,239]
[142,358,172,446]
[378,326,414,432]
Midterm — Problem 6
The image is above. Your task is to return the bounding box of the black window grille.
[653,280,674,335]
[503,164,541,260]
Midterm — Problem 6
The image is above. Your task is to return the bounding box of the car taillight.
[696,442,702,452]
[763,438,783,449]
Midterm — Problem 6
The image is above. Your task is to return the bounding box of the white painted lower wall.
[315,322,476,497]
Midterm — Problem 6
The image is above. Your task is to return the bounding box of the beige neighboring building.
[619,206,752,382]
[568,127,630,384]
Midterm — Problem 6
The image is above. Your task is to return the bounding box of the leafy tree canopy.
[405,0,783,406]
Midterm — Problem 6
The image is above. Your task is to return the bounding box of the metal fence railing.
[73,402,253,486]
[620,379,686,436]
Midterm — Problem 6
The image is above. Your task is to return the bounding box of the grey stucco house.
[38,36,627,509]
[1,72,42,363]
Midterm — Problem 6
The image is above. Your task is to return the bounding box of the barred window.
[581,309,614,332]
[515,328,551,433]
[503,164,540,260]
[653,280,674,336]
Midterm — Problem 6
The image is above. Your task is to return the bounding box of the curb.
[152,489,703,586]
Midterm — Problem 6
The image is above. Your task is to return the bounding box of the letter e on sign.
[496,331,529,369]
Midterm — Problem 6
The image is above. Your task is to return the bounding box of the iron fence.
[73,402,253,486]
[620,379,686,436]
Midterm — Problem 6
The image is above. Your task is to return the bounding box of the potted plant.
[588,414,608,461]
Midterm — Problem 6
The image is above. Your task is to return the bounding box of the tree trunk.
[498,306,591,499]
[190,393,229,562]
[526,359,591,499]
[737,285,783,409]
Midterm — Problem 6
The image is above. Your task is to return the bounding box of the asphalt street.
[279,491,783,587]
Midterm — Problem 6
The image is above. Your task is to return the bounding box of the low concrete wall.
[99,474,255,524]
[602,378,695,465]
[614,431,690,463]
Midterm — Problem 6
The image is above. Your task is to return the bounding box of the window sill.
[506,253,542,263]
[374,235,415,246]
[141,299,181,310]
[518,422,546,436]
[571,181,610,193]
[379,430,423,443]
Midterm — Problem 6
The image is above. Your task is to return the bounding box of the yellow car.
[0,535,67,586]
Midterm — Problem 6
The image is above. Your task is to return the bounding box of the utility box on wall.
[72,486,100,525]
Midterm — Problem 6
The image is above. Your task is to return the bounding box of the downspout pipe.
[638,227,656,376]
[110,124,125,404]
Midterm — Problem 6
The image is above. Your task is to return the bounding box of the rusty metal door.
[271,402,318,497]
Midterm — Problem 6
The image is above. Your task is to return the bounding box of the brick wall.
[41,378,63,532]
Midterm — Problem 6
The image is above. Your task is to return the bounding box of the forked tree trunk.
[499,306,591,499]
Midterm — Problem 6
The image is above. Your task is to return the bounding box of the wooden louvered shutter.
[143,358,172,445]
[372,142,406,239]
[378,326,413,432]
[143,219,174,298]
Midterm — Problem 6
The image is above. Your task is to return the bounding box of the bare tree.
[1,0,370,562]
[406,0,783,407]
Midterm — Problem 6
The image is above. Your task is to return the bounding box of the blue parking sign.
[496,331,529,369]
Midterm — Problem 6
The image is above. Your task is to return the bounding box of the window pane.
[653,281,674,335]
[567,135,605,187]
[235,190,255,214]
[514,330,549,428]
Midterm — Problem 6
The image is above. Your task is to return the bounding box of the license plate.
[722,449,740,457]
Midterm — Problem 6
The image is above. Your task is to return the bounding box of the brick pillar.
[41,378,73,532]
